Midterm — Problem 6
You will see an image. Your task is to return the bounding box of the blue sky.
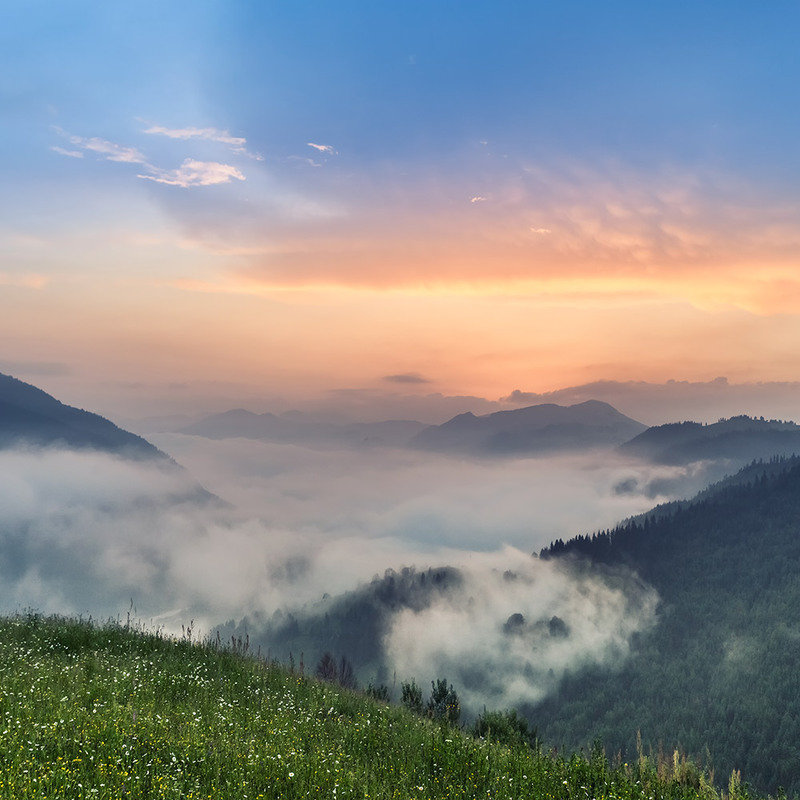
[4,1,800,417]
[7,2,800,171]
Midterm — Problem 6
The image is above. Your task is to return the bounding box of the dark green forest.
[536,456,800,794]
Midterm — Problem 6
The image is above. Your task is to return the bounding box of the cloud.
[0,436,700,708]
[0,440,679,619]
[385,548,658,711]
[143,125,263,160]
[50,146,83,158]
[288,156,323,168]
[52,127,248,190]
[218,159,800,312]
[307,142,336,154]
[382,373,431,385]
[138,160,245,188]
[60,132,148,164]
[154,435,694,553]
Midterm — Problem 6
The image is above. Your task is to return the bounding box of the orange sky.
[6,5,800,421]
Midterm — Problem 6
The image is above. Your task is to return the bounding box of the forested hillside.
[223,566,463,682]
[537,456,800,794]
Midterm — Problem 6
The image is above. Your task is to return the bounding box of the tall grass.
[0,613,757,799]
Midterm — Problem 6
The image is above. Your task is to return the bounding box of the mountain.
[619,415,800,465]
[536,456,800,794]
[410,400,647,456]
[0,373,166,459]
[180,408,427,448]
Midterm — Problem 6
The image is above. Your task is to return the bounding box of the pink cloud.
[138,159,246,188]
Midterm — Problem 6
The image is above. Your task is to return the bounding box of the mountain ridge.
[620,414,800,465]
[0,373,167,459]
[411,399,647,455]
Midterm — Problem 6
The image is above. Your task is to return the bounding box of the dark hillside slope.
[0,373,165,459]
[537,458,800,794]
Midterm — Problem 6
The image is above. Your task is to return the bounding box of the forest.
[535,456,800,793]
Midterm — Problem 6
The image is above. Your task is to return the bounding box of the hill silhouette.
[411,400,646,456]
[620,415,800,465]
[181,408,426,448]
[0,373,166,459]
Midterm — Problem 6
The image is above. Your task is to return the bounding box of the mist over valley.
[5,371,800,792]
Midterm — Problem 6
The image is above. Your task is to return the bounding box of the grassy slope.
[0,614,756,800]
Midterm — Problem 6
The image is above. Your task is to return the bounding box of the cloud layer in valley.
[386,548,658,711]
[0,432,723,714]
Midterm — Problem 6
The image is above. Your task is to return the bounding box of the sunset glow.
[4,2,800,419]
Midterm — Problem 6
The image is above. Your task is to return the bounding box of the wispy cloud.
[138,159,245,188]
[50,146,84,159]
[143,125,263,160]
[307,142,336,154]
[288,155,323,168]
[470,195,487,203]
[60,132,148,164]
[52,127,247,189]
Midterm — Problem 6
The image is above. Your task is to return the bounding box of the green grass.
[0,613,760,799]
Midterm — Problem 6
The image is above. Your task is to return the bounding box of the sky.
[4,1,800,421]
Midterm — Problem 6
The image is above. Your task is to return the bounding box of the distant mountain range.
[620,414,800,465]
[179,403,800,463]
[409,400,647,455]
[182,400,648,456]
[180,408,427,448]
[0,373,166,459]
[12,372,798,471]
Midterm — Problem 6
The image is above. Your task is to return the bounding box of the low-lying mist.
[386,549,658,711]
[0,437,721,710]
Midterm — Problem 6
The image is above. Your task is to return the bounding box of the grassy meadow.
[0,613,760,799]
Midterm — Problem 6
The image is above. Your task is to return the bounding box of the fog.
[0,437,719,709]
[386,548,658,711]
[150,434,697,552]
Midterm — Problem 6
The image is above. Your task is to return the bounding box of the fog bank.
[0,438,715,709]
